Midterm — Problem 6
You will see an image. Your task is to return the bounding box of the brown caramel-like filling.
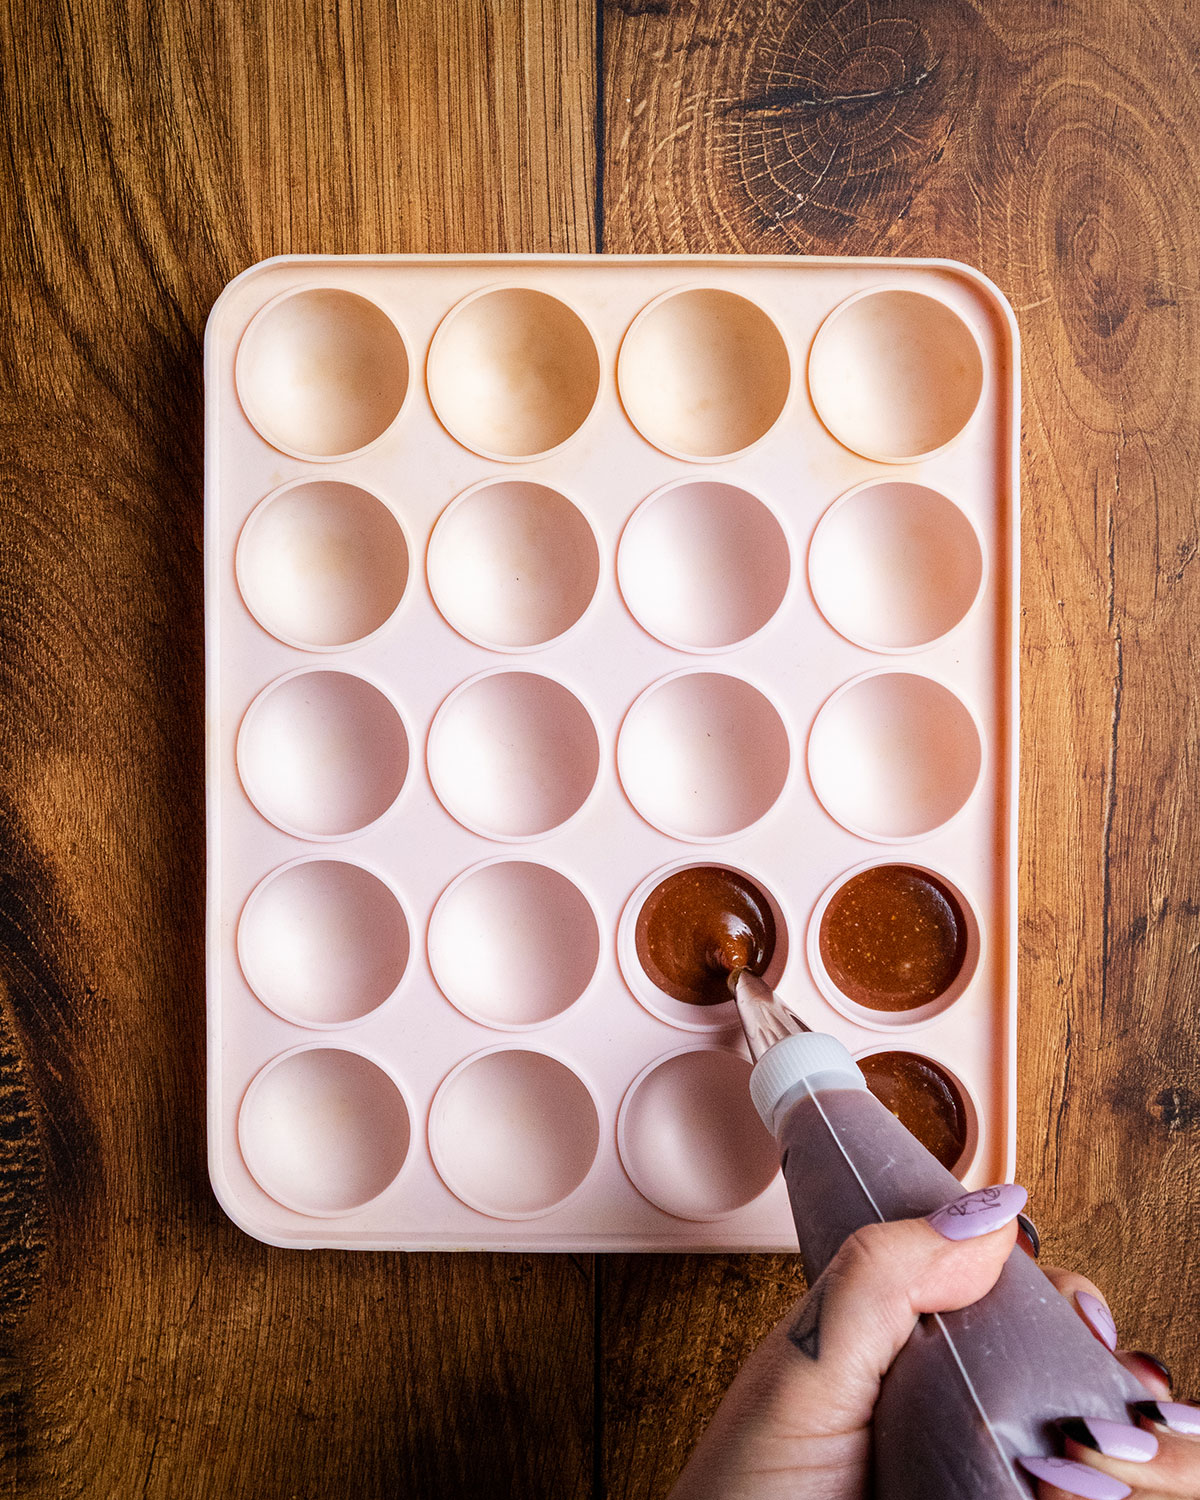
[819,865,967,1012]
[859,1051,968,1171]
[635,866,776,1006]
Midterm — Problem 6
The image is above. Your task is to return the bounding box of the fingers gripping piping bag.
[733,971,1152,1498]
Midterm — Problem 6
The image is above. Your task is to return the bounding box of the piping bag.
[732,969,1151,1497]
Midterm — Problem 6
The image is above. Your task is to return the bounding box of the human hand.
[667,1189,1196,1500]
[1016,1263,1196,1500]
[667,1185,1025,1500]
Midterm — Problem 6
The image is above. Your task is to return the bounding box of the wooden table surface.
[3,2,1198,1495]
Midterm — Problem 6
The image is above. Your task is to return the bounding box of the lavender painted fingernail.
[1057,1416,1158,1462]
[926,1183,1027,1240]
[1075,1290,1118,1351]
[1016,1456,1130,1499]
[1132,1399,1200,1435]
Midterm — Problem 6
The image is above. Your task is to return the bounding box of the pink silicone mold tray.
[205,255,1019,1250]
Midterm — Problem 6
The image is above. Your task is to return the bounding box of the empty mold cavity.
[808,288,985,463]
[617,672,790,840]
[618,288,790,459]
[808,672,981,841]
[238,858,410,1028]
[854,1047,979,1179]
[618,861,789,1032]
[237,669,409,839]
[618,1048,779,1220]
[808,861,980,1029]
[429,860,600,1029]
[236,288,409,459]
[427,671,600,840]
[808,481,984,652]
[427,481,600,651]
[429,1049,600,1218]
[237,479,410,650]
[618,481,790,651]
[427,287,600,460]
[238,1046,411,1216]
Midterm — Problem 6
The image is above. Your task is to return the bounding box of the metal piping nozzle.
[730,968,809,1061]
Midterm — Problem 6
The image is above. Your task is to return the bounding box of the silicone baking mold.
[205,254,1019,1250]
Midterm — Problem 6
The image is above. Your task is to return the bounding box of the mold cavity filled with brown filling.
[858,1051,968,1171]
[635,866,776,1006]
[819,865,967,1012]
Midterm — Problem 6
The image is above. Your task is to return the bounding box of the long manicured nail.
[1056,1416,1158,1462]
[1016,1456,1130,1498]
[1075,1290,1118,1351]
[926,1183,1027,1240]
[1128,1350,1172,1388]
[1016,1212,1040,1257]
[1131,1399,1200,1435]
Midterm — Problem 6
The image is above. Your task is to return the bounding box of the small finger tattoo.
[788,1283,824,1361]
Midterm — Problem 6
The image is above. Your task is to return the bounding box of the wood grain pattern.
[3,0,1198,1495]
[600,1,1200,1492]
[1,2,596,1496]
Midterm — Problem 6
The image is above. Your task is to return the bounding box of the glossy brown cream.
[857,1050,968,1171]
[635,866,776,1006]
[819,864,967,1011]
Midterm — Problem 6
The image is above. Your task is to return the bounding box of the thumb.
[757,1184,1027,1436]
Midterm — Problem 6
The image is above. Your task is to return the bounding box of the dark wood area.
[2,2,1197,1495]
